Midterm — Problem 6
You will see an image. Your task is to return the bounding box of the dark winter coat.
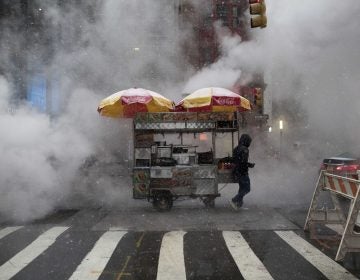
[233,134,254,177]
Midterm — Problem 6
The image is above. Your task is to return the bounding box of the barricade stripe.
[327,176,337,191]
[223,231,274,280]
[344,181,353,197]
[338,179,348,195]
[0,226,69,280]
[334,179,342,193]
[275,231,357,280]
[349,181,358,197]
[69,231,127,280]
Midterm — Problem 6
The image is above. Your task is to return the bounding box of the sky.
[0,0,360,221]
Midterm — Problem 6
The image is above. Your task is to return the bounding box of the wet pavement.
[0,206,359,279]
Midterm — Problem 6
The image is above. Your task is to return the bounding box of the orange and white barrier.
[304,171,360,261]
[324,174,359,198]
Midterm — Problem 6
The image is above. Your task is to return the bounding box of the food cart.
[132,111,241,210]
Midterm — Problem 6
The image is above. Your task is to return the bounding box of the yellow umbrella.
[97,88,174,118]
[175,87,251,112]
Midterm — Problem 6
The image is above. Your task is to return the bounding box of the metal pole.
[212,131,216,159]
[279,130,283,159]
[231,131,234,151]
[279,120,283,160]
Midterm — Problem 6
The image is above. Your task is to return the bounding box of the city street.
[1,200,359,280]
[1,0,360,280]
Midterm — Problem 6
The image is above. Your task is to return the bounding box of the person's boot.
[230,200,239,210]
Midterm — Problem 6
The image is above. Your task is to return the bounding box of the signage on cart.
[134,112,236,131]
[133,168,150,199]
[134,112,235,122]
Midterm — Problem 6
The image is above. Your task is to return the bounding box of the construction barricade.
[304,170,360,261]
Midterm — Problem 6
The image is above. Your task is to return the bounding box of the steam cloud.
[185,0,360,206]
[0,0,186,222]
[1,0,360,221]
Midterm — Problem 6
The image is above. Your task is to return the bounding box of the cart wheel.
[153,194,173,211]
[202,197,215,208]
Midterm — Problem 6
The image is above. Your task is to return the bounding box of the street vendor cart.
[132,111,240,210]
[97,87,255,211]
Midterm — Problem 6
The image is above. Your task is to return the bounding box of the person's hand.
[249,163,255,168]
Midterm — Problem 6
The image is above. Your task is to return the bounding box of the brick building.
[178,0,268,119]
[179,0,249,68]
[0,1,268,122]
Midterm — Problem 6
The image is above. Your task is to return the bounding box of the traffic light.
[249,0,267,28]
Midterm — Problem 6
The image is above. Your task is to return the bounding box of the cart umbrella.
[176,87,251,112]
[97,88,174,118]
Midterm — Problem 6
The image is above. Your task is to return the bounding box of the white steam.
[185,0,360,206]
[1,0,360,221]
[0,78,93,221]
[0,1,189,222]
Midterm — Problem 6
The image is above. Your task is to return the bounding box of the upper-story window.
[216,4,228,25]
[232,18,239,28]
[232,6,238,17]
[203,16,213,30]
[216,4,228,17]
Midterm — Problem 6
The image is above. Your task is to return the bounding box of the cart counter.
[132,165,219,198]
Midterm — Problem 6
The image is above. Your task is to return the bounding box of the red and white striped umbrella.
[97,88,174,118]
[175,87,251,112]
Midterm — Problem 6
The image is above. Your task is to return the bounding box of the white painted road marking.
[223,231,274,280]
[275,230,357,280]
[157,231,186,280]
[68,231,127,280]
[0,226,23,240]
[0,226,68,280]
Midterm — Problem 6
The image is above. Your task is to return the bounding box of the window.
[216,3,229,26]
[203,16,213,29]
[216,4,228,18]
[233,18,239,28]
[233,7,237,17]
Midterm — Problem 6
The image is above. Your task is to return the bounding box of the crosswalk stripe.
[157,231,186,280]
[275,230,357,280]
[0,226,68,280]
[68,230,127,280]
[223,231,274,280]
[0,226,23,240]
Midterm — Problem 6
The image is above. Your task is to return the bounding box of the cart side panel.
[193,165,217,178]
[133,168,150,199]
[193,179,218,195]
[192,165,218,195]
[149,166,194,195]
[217,169,236,183]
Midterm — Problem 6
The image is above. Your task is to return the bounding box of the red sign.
[121,95,152,105]
[212,96,240,106]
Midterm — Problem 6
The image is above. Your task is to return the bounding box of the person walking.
[230,134,255,210]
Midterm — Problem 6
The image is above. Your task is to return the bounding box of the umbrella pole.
[231,131,234,151]
[237,112,240,142]
[212,131,216,161]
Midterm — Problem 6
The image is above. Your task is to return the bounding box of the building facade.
[179,0,249,68]
[178,0,268,121]
[0,0,268,123]
[0,0,97,115]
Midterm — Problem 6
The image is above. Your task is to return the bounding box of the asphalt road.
[0,205,359,280]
